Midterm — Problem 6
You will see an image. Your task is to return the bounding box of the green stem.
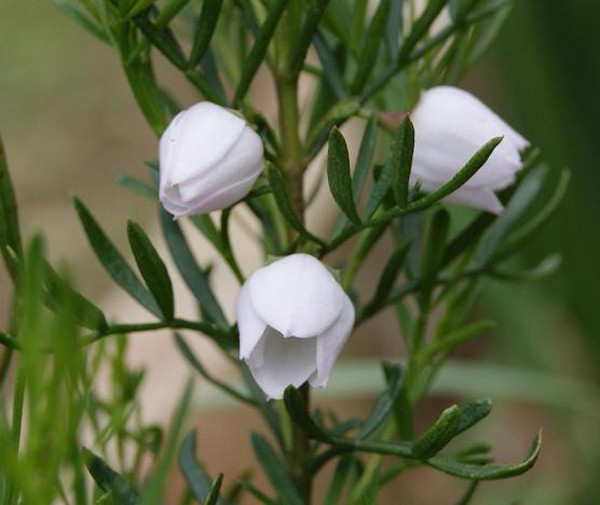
[82,319,233,346]
[275,17,312,500]
[290,384,312,503]
[341,222,387,291]
[277,78,305,220]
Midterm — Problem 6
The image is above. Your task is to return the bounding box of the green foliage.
[0,0,574,503]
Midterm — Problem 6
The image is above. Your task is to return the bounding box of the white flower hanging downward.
[237,254,355,400]
[410,86,529,214]
[159,102,264,217]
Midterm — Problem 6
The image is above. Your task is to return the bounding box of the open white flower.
[236,254,355,400]
[410,86,529,214]
[159,102,263,217]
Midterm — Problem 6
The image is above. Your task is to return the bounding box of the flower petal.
[159,102,246,185]
[246,330,317,400]
[237,283,267,360]
[411,86,529,190]
[310,296,355,388]
[247,254,345,338]
[177,127,263,204]
[444,186,504,214]
[184,165,261,214]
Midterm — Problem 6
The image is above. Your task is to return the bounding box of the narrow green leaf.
[454,481,479,505]
[117,175,156,199]
[237,480,276,505]
[178,431,224,505]
[467,3,513,67]
[353,115,379,199]
[174,333,251,401]
[379,242,411,300]
[45,263,108,331]
[204,474,224,505]
[412,405,462,459]
[188,0,224,68]
[330,115,378,238]
[419,209,450,307]
[328,128,361,224]
[289,0,331,78]
[313,31,346,99]
[234,0,291,105]
[140,380,194,505]
[250,433,303,505]
[82,448,140,505]
[449,0,483,21]
[127,220,174,320]
[427,431,542,480]
[73,197,162,318]
[189,214,223,251]
[495,169,570,260]
[284,386,334,443]
[265,164,325,245]
[491,254,562,282]
[0,136,22,257]
[135,16,187,70]
[156,0,191,29]
[384,0,403,58]
[159,210,227,327]
[127,0,155,17]
[324,455,355,505]
[363,242,410,312]
[424,320,496,357]
[351,0,391,94]
[54,0,110,44]
[240,364,285,450]
[359,364,404,439]
[364,161,393,219]
[398,0,447,61]
[350,0,369,52]
[390,116,415,209]
[408,137,503,212]
[123,56,167,136]
[474,165,548,266]
[443,213,496,268]
[307,98,362,157]
[455,398,492,436]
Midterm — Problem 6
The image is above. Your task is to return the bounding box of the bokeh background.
[1,1,599,503]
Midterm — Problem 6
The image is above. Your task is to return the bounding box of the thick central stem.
[276,50,311,504]
[277,78,305,220]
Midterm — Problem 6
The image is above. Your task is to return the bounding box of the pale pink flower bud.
[159,102,263,217]
[411,86,529,214]
[236,254,355,400]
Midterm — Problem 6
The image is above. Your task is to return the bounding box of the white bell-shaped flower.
[236,254,355,400]
[159,102,264,217]
[410,86,529,214]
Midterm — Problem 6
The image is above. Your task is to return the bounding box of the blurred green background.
[1,1,599,504]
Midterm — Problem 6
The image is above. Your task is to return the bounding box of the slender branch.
[81,318,233,346]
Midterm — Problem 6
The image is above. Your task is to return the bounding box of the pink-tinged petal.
[310,296,355,388]
[184,165,261,215]
[246,331,317,400]
[411,86,529,190]
[237,284,267,360]
[444,186,504,215]
[159,185,191,218]
[247,254,345,338]
[177,127,263,204]
[160,102,246,185]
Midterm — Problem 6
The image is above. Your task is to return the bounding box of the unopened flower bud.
[236,254,355,400]
[159,102,264,217]
[410,86,529,214]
